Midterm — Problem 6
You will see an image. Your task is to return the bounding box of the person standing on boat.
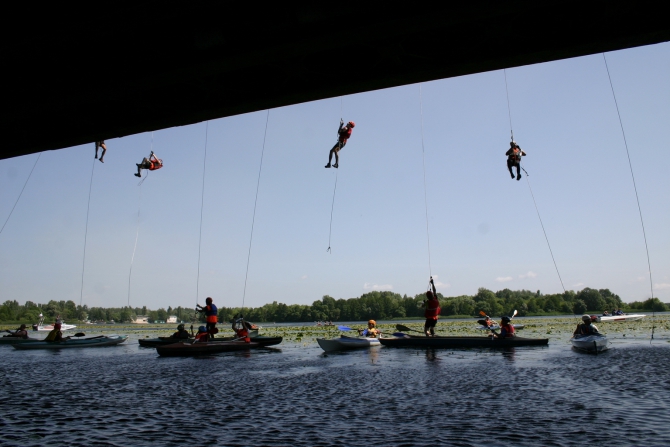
[324,120,355,169]
[423,277,440,337]
[135,151,163,177]
[493,316,516,338]
[196,297,218,340]
[358,320,380,338]
[95,141,107,163]
[574,315,599,336]
[505,141,526,180]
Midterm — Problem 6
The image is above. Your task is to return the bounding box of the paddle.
[395,324,425,335]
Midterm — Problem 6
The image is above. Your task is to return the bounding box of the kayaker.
[196,297,218,340]
[358,320,380,338]
[171,324,190,340]
[324,120,355,169]
[232,318,251,343]
[423,277,440,337]
[573,315,600,336]
[4,324,29,338]
[44,323,70,342]
[194,326,210,343]
[493,316,516,338]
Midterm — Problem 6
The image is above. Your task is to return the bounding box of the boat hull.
[12,335,128,349]
[156,341,259,357]
[597,314,645,322]
[317,335,380,352]
[379,335,548,348]
[139,335,282,348]
[571,335,608,353]
[0,337,41,345]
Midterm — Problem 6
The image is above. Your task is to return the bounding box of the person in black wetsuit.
[505,141,526,180]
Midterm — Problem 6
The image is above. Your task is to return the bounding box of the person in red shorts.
[325,120,355,169]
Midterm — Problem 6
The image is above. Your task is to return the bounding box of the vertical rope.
[419,84,432,277]
[602,53,655,339]
[0,153,41,235]
[127,186,142,306]
[195,122,209,307]
[242,110,270,308]
[79,158,96,306]
[326,171,338,253]
[504,69,514,142]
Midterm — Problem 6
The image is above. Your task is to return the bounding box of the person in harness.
[325,120,355,169]
[135,151,163,177]
[423,277,441,337]
[196,297,218,340]
[574,315,600,336]
[505,141,526,180]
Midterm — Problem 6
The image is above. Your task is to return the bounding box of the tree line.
[1,287,667,324]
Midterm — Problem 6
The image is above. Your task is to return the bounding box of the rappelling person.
[196,297,218,340]
[325,119,355,169]
[505,141,526,180]
[135,151,163,177]
[423,277,440,337]
[95,141,107,163]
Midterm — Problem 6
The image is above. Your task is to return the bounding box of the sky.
[1,43,668,311]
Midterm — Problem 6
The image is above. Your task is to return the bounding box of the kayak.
[317,335,381,352]
[156,341,259,357]
[597,314,645,322]
[476,325,525,330]
[139,335,281,348]
[12,335,128,350]
[379,335,548,348]
[571,334,608,353]
[0,336,41,345]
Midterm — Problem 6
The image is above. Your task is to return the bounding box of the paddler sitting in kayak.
[194,326,210,343]
[358,320,381,338]
[492,316,515,338]
[232,318,252,343]
[3,324,29,339]
[574,315,599,336]
[171,324,191,340]
[44,322,70,342]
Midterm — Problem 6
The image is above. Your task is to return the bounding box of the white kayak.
[317,335,381,352]
[476,324,525,331]
[571,334,608,353]
[597,314,645,322]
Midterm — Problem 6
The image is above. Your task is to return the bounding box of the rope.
[0,153,41,235]
[419,84,432,276]
[326,169,338,253]
[127,185,142,306]
[242,110,270,308]
[602,53,655,340]
[79,158,96,306]
[195,122,209,308]
[504,69,514,143]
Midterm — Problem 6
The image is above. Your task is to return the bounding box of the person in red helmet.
[423,277,440,337]
[325,119,355,169]
[196,297,218,340]
[505,141,526,180]
[135,151,163,178]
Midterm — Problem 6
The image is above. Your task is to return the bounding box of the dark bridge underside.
[3,1,669,160]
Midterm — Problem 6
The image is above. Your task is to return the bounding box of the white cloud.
[519,271,537,279]
[573,282,584,288]
[496,276,513,283]
[363,282,393,291]
[300,275,307,280]
[431,275,450,289]
[654,283,670,290]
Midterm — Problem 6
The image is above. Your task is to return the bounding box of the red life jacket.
[195,332,209,342]
[338,126,353,143]
[500,323,515,338]
[424,298,441,319]
[235,328,250,343]
[510,148,522,163]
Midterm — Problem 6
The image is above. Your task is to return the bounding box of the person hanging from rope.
[505,141,526,181]
[134,151,163,178]
[95,141,107,163]
[196,297,218,340]
[423,277,441,337]
[325,119,355,169]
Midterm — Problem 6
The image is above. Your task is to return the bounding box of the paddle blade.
[396,324,412,332]
[392,332,407,337]
[479,310,487,317]
[73,332,86,337]
[337,326,352,331]
[512,309,518,318]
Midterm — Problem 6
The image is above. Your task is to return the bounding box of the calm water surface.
[1,335,669,446]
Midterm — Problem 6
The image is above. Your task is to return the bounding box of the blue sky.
[1,43,668,311]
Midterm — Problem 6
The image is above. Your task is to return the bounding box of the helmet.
[582,315,591,322]
[368,320,376,326]
[348,121,355,128]
[198,326,207,333]
[501,316,511,323]
[426,290,433,298]
[205,297,213,304]
[177,324,185,330]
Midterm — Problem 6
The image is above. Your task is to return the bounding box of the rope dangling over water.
[242,110,270,309]
[195,122,209,308]
[326,170,338,253]
[80,158,96,306]
[127,184,142,307]
[418,84,432,277]
[602,53,656,340]
[0,152,41,236]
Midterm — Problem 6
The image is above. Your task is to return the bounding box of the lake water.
[1,332,669,446]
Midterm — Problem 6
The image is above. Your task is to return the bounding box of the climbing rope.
[418,84,432,277]
[80,158,96,306]
[503,70,565,294]
[327,99,345,254]
[0,153,41,235]
[195,122,209,308]
[602,53,656,340]
[242,110,270,308]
